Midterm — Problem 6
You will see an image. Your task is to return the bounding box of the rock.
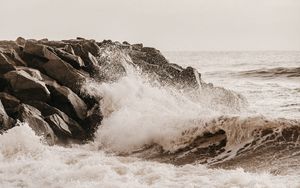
[122,41,130,45]
[44,114,72,136]
[0,99,14,130]
[132,43,143,51]
[140,47,169,65]
[24,41,87,93]
[64,45,75,55]
[178,66,201,88]
[0,52,16,74]
[42,55,86,93]
[84,104,102,135]
[54,48,85,69]
[0,47,27,67]
[45,79,87,120]
[27,101,87,139]
[0,92,20,116]
[15,37,26,47]
[4,70,50,101]
[23,40,57,60]
[18,104,56,144]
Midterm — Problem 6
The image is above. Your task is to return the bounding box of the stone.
[18,104,56,144]
[0,52,16,74]
[132,43,143,51]
[54,48,85,68]
[27,101,86,139]
[45,79,87,120]
[23,41,87,92]
[84,104,102,135]
[4,70,50,101]
[140,47,169,65]
[44,114,72,136]
[0,99,14,130]
[0,92,20,116]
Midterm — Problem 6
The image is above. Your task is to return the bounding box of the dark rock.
[64,45,75,55]
[0,92,20,116]
[0,52,16,74]
[179,66,201,87]
[132,43,143,51]
[18,104,56,144]
[84,104,102,135]
[140,47,169,65]
[24,41,87,92]
[4,70,50,101]
[44,114,72,137]
[123,41,130,45]
[15,37,26,47]
[54,48,85,68]
[45,79,87,120]
[0,99,14,130]
[27,100,87,139]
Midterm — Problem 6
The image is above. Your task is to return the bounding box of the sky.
[0,0,299,51]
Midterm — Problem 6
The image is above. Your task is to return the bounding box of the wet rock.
[0,52,16,74]
[4,70,50,101]
[45,79,87,120]
[27,101,87,139]
[18,104,56,144]
[140,47,169,65]
[0,92,20,116]
[54,48,85,69]
[15,37,26,47]
[24,40,87,92]
[84,104,102,135]
[0,99,14,130]
[132,43,143,51]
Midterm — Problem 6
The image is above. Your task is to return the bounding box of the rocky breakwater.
[0,37,245,145]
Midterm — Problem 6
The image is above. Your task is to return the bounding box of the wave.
[82,65,300,174]
[238,67,300,78]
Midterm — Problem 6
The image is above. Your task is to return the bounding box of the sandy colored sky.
[0,0,299,51]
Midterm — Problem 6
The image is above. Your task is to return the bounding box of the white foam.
[1,126,299,188]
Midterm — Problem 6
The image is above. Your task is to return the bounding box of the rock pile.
[0,37,243,144]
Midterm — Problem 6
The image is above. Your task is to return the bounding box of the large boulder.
[54,48,85,69]
[0,100,14,130]
[23,40,86,93]
[17,104,56,144]
[44,79,87,121]
[0,52,16,74]
[27,101,87,139]
[4,70,50,101]
[0,92,20,116]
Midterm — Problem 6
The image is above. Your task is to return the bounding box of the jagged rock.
[16,37,26,47]
[4,70,50,101]
[0,47,27,66]
[18,104,56,144]
[44,114,71,137]
[84,104,102,135]
[0,52,16,74]
[0,92,20,116]
[54,48,85,69]
[132,43,143,51]
[64,45,75,55]
[140,47,169,65]
[27,101,87,139]
[24,41,87,93]
[44,79,87,120]
[0,100,14,130]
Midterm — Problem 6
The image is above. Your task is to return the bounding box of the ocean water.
[1,51,300,188]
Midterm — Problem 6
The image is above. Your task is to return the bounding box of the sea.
[1,51,300,188]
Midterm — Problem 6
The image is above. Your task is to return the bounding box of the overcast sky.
[0,0,299,51]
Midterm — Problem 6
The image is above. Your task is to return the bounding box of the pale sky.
[0,0,299,51]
